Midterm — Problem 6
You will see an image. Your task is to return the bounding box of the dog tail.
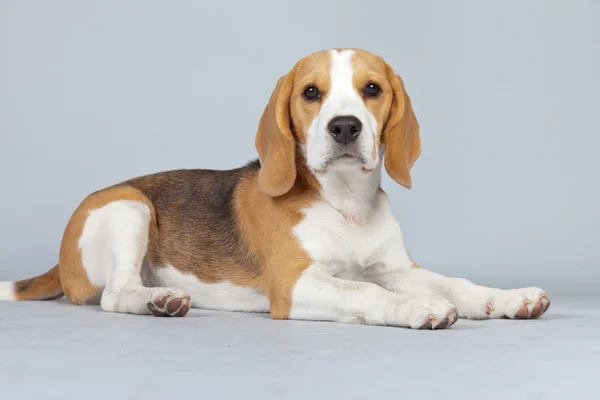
[0,265,64,301]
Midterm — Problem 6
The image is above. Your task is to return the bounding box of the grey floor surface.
[1,296,598,400]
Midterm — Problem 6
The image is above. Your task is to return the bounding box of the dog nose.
[327,116,362,145]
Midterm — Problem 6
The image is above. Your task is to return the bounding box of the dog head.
[255,49,421,197]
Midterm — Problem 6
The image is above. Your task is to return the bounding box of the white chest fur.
[293,171,410,278]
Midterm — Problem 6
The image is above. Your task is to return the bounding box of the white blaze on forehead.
[324,49,377,139]
[327,50,361,114]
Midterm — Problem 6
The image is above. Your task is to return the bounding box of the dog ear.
[382,65,421,189]
[255,71,297,197]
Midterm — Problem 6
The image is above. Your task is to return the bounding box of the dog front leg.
[363,261,550,320]
[282,265,458,329]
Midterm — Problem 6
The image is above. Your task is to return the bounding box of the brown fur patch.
[13,265,63,300]
[123,162,320,320]
[123,164,263,287]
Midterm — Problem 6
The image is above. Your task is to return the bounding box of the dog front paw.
[486,288,550,319]
[393,297,458,330]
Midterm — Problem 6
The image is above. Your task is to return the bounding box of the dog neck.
[300,163,382,224]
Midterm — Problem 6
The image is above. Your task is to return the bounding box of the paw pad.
[147,293,191,317]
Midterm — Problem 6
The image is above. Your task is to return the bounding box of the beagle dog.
[0,49,550,329]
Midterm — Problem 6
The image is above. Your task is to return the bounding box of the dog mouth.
[319,153,368,170]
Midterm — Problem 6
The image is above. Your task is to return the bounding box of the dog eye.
[302,85,321,101]
[364,83,381,98]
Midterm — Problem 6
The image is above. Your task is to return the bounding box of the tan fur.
[382,69,421,189]
[13,265,62,300]
[58,186,157,304]
[255,73,297,197]
[350,51,393,161]
[255,51,332,197]
[348,50,421,188]
[234,168,319,318]
[289,51,331,145]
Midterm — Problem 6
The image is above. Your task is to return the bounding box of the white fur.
[154,265,269,313]
[0,281,14,300]
[289,266,456,328]
[290,180,548,325]
[80,200,189,315]
[362,259,548,320]
[289,174,459,327]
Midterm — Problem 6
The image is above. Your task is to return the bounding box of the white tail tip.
[0,281,15,300]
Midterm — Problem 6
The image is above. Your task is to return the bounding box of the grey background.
[1,0,598,294]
